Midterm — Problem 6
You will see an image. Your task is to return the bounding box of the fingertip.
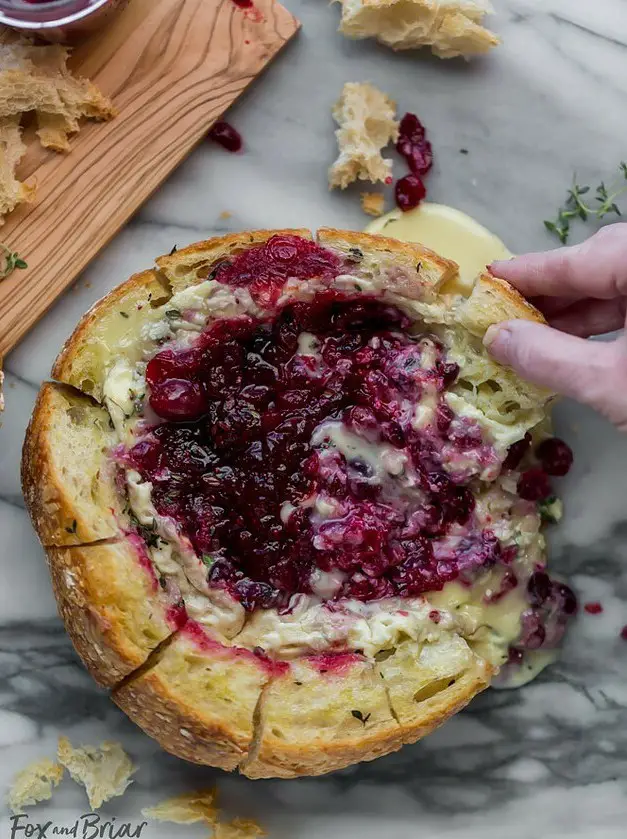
[483,322,513,363]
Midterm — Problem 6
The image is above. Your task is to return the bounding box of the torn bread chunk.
[142,789,219,825]
[214,819,267,839]
[361,191,386,216]
[329,82,398,189]
[0,115,34,221]
[57,737,135,810]
[335,0,499,58]
[8,759,64,813]
[0,34,115,221]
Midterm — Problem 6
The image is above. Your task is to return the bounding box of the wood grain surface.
[0,0,299,355]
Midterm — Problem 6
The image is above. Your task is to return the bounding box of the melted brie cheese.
[365,202,512,289]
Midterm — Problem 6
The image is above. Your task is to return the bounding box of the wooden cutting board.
[0,0,300,355]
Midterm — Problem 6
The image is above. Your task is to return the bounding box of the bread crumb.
[214,818,267,839]
[361,192,386,216]
[57,737,135,810]
[334,0,499,59]
[0,115,35,221]
[8,758,64,813]
[219,211,232,220]
[0,33,115,221]
[142,788,219,825]
[329,82,398,190]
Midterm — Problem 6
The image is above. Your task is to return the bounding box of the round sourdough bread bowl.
[22,228,576,778]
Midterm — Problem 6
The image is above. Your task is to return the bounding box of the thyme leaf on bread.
[544,162,627,244]
[0,244,27,280]
[351,709,371,725]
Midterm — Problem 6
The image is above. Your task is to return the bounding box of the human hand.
[484,223,627,431]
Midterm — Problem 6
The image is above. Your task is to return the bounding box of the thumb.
[484,320,627,428]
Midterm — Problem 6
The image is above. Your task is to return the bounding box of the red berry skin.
[583,602,603,615]
[208,121,242,152]
[395,174,426,212]
[620,626,627,641]
[536,438,574,477]
[517,468,552,501]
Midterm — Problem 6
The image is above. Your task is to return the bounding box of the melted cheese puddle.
[365,203,512,290]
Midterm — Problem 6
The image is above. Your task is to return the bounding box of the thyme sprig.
[544,162,627,244]
[0,244,27,280]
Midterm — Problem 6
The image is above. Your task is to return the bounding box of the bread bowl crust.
[113,631,272,772]
[45,541,172,687]
[25,228,552,777]
[22,382,121,545]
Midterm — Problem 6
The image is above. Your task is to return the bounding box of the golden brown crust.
[156,229,314,293]
[45,541,172,688]
[112,631,271,771]
[52,270,170,401]
[241,657,402,779]
[457,272,545,338]
[21,382,121,546]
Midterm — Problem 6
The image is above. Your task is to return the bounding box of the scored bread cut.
[112,630,273,771]
[241,655,402,778]
[24,228,553,778]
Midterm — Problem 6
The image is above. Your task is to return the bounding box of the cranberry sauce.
[511,571,577,654]
[127,284,509,612]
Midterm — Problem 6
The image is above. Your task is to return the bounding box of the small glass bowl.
[0,0,128,43]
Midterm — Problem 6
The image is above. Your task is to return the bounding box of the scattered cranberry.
[620,626,627,641]
[517,467,552,501]
[583,601,603,615]
[536,438,573,477]
[394,113,433,212]
[395,174,426,212]
[208,121,243,152]
[503,432,532,471]
[428,609,441,623]
[231,0,254,6]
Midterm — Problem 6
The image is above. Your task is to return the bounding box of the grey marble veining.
[2,0,627,836]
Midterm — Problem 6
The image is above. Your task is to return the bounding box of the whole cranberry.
[208,121,242,152]
[395,174,426,212]
[404,140,433,176]
[149,379,207,421]
[518,467,552,501]
[536,438,574,477]
[527,571,551,607]
[503,432,532,471]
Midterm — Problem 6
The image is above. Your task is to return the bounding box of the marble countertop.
[2,0,627,836]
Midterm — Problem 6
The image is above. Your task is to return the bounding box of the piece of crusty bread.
[329,82,399,190]
[334,0,500,58]
[0,114,34,221]
[24,229,550,778]
[8,758,64,813]
[57,737,135,810]
[0,33,116,222]
[0,37,116,151]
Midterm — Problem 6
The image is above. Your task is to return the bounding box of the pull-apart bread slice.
[23,229,577,777]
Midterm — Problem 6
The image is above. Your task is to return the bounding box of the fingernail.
[483,324,511,362]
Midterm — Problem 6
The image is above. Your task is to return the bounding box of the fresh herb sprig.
[0,244,27,280]
[544,162,627,244]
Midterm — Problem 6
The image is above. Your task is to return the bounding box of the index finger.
[489,223,627,300]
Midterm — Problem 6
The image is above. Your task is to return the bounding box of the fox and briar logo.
[9,813,148,839]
